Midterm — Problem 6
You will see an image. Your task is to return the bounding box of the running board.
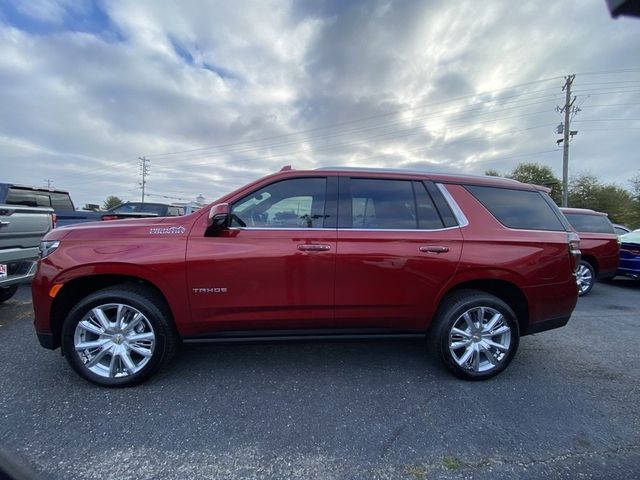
[182,329,426,344]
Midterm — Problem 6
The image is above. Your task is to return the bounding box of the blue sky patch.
[0,0,123,41]
[169,36,237,80]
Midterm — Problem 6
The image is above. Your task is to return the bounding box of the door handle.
[419,245,449,253]
[0,221,10,228]
[298,244,331,252]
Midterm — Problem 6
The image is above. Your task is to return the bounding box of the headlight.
[39,240,60,259]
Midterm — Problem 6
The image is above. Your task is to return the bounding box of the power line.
[143,94,562,165]
[143,76,564,159]
[150,124,555,179]
[573,69,640,76]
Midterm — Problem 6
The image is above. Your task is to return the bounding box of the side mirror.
[206,203,230,235]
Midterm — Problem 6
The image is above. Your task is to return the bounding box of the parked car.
[560,207,619,296]
[102,202,185,220]
[32,167,580,387]
[0,186,54,303]
[617,231,640,280]
[0,183,105,227]
[0,184,162,226]
[613,223,631,236]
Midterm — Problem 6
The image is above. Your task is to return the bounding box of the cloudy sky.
[0,0,639,208]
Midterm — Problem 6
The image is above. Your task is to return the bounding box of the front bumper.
[36,331,57,350]
[0,247,39,287]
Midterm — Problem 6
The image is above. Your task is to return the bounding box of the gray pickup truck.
[0,191,53,303]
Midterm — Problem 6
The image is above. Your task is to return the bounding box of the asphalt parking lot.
[1,280,639,480]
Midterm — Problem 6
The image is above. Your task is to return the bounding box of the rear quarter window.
[564,213,615,234]
[465,185,566,231]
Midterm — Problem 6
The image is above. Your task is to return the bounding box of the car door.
[334,176,463,330]
[185,175,338,333]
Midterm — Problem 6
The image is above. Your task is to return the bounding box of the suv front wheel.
[61,285,177,387]
[429,290,520,380]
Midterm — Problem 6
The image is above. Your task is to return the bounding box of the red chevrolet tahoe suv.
[33,167,580,387]
[559,207,619,296]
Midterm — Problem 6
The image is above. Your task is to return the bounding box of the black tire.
[428,289,520,380]
[0,285,18,304]
[61,285,178,387]
[576,260,595,296]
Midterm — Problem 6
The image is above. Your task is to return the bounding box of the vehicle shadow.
[602,277,640,290]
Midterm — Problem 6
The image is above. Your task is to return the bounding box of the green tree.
[102,196,123,210]
[484,169,501,177]
[568,173,635,226]
[507,163,562,204]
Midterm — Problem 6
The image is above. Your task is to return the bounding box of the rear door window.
[465,185,566,231]
[564,213,615,234]
[349,178,417,229]
[414,181,445,229]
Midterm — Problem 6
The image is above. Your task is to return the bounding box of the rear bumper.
[523,315,570,335]
[522,277,578,336]
[596,254,620,279]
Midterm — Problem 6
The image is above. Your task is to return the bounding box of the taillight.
[51,213,57,229]
[568,232,581,272]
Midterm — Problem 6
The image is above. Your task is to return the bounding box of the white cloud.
[0,0,638,207]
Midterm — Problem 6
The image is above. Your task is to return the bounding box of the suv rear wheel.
[61,285,177,387]
[429,290,520,380]
[576,260,595,296]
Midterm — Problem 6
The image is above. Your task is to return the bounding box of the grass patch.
[442,456,461,470]
[405,465,426,480]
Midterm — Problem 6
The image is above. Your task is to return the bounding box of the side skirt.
[182,328,427,344]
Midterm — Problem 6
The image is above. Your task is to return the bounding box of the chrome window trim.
[231,227,335,231]
[345,226,462,232]
[436,183,469,228]
[231,226,461,232]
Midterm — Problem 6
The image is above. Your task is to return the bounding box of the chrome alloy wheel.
[73,303,156,379]
[448,306,511,373]
[576,263,593,295]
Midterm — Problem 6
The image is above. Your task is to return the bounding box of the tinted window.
[414,182,445,229]
[426,182,457,227]
[49,192,74,211]
[111,204,135,213]
[232,177,327,228]
[564,213,614,234]
[6,188,51,207]
[137,204,166,215]
[466,185,565,231]
[349,179,416,229]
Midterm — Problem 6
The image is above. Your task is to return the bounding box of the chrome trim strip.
[231,227,334,231]
[232,226,460,232]
[436,183,469,228]
[345,227,461,233]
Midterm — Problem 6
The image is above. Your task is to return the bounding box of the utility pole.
[138,156,150,203]
[558,74,576,207]
[44,179,53,188]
